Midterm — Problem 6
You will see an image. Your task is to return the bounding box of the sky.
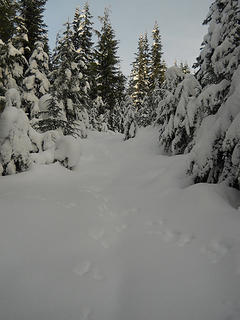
[45,0,213,76]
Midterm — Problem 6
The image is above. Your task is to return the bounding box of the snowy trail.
[1,128,240,320]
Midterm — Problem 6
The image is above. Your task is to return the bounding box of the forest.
[0,0,239,190]
[1,1,240,320]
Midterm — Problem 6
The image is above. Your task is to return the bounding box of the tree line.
[0,0,167,135]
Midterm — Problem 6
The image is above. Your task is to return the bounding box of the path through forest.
[1,128,240,320]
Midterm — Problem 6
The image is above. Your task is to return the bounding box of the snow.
[38,93,52,117]
[5,88,21,109]
[0,128,240,320]
[54,135,81,169]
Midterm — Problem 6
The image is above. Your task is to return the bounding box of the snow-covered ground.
[1,127,240,320]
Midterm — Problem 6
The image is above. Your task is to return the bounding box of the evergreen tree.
[0,39,27,95]
[150,79,163,122]
[51,21,89,138]
[13,13,30,57]
[194,0,240,87]
[171,74,202,154]
[88,96,104,130]
[72,2,94,70]
[17,0,49,60]
[22,41,50,119]
[155,66,185,153]
[94,8,123,129]
[130,33,150,109]
[71,3,94,119]
[0,0,17,43]
[35,93,76,136]
[188,0,240,188]
[180,61,190,74]
[150,22,165,90]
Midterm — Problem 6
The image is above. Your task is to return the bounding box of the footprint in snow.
[145,224,195,247]
[88,227,111,249]
[177,233,195,247]
[88,228,105,241]
[64,202,77,209]
[162,229,182,243]
[73,261,92,277]
[98,203,108,212]
[202,240,233,263]
[74,262,105,282]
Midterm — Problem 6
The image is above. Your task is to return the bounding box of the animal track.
[145,219,195,247]
[73,261,92,277]
[73,261,104,281]
[88,228,105,241]
[202,240,233,263]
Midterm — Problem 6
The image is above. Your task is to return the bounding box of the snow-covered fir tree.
[72,3,93,110]
[51,21,89,138]
[94,8,123,130]
[0,88,34,175]
[171,74,202,154]
[150,79,164,122]
[0,0,17,43]
[155,66,185,153]
[17,0,49,60]
[0,39,27,96]
[188,0,240,188]
[22,41,50,119]
[35,93,76,136]
[130,33,150,109]
[194,0,240,87]
[150,21,165,90]
[179,62,190,75]
[12,13,30,60]
[136,93,153,127]
[72,3,93,75]
[88,96,104,131]
[110,99,126,133]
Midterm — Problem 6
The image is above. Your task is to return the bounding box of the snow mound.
[54,135,81,169]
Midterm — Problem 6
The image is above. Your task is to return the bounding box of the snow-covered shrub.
[0,89,33,175]
[30,130,60,165]
[54,135,81,170]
